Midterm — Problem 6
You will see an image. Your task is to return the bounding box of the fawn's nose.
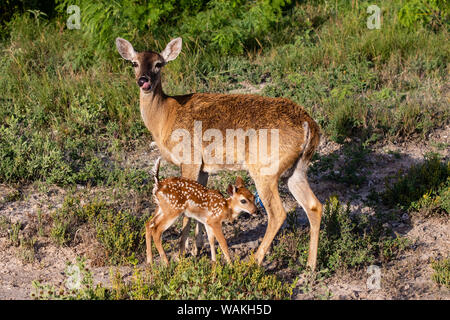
[138,76,149,87]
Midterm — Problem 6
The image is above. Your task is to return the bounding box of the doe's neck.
[139,81,170,142]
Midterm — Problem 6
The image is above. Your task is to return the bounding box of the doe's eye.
[132,62,138,68]
[155,62,163,69]
[240,199,247,204]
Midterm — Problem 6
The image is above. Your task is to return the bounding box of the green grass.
[382,152,449,216]
[270,196,409,276]
[31,255,295,300]
[431,257,450,288]
[1,1,448,186]
[49,195,149,265]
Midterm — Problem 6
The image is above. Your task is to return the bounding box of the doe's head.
[226,176,257,220]
[115,37,182,93]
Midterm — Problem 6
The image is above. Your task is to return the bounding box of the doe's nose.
[138,76,149,87]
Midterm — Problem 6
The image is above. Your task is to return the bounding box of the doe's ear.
[160,37,182,62]
[226,184,235,196]
[116,38,136,61]
[235,176,245,188]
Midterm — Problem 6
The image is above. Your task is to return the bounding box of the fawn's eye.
[240,199,247,204]
[132,62,138,68]
[155,62,163,69]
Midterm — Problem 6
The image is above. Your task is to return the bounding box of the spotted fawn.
[145,157,257,264]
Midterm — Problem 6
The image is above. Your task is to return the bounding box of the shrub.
[382,152,449,215]
[32,255,295,300]
[271,196,407,275]
[398,0,449,31]
[50,196,86,246]
[0,14,148,186]
[431,257,450,288]
[54,0,291,56]
[91,205,145,265]
[50,196,148,265]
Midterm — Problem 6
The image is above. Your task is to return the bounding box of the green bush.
[271,196,407,275]
[32,255,295,300]
[0,13,149,186]
[50,196,86,245]
[32,257,110,300]
[91,205,145,265]
[398,0,449,31]
[431,257,450,288]
[54,0,291,56]
[49,196,149,265]
[382,152,449,215]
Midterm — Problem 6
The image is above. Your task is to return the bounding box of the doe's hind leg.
[287,169,322,270]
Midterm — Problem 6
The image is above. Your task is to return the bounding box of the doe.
[145,157,257,264]
[116,37,323,269]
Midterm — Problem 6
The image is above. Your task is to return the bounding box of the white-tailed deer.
[146,157,257,264]
[116,37,323,270]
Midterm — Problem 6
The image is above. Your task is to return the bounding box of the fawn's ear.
[116,38,136,61]
[227,184,236,196]
[160,37,182,62]
[235,176,245,188]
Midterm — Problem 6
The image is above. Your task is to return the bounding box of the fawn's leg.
[204,225,216,262]
[152,212,180,265]
[145,208,161,264]
[152,226,168,265]
[210,222,231,264]
[179,164,208,256]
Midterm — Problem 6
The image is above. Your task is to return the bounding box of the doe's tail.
[298,120,320,172]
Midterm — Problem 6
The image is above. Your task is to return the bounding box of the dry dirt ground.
[0,126,448,300]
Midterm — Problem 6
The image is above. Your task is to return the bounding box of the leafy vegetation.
[271,196,409,276]
[398,0,449,31]
[49,196,149,265]
[431,257,450,288]
[310,143,370,187]
[1,1,448,186]
[32,255,295,300]
[382,152,449,216]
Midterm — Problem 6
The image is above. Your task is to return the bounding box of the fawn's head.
[226,176,257,220]
[115,37,182,94]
